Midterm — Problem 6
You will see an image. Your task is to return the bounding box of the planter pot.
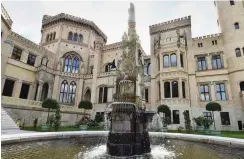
[210,130,221,135]
[162,126,168,132]
[79,125,88,130]
[41,124,49,131]
[196,126,204,132]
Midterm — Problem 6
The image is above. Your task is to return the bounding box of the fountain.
[106,3,151,157]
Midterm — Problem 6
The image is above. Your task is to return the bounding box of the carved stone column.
[179,78,183,98]
[206,55,212,70]
[161,80,164,99]
[20,50,29,63]
[52,74,60,101]
[13,80,22,98]
[76,79,84,108]
[47,83,53,98]
[177,49,181,69]
[36,81,43,101]
[28,83,36,100]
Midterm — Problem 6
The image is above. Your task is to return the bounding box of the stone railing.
[160,36,185,46]
[60,71,82,79]
[1,4,13,27]
[98,71,116,78]
[1,96,84,113]
[84,74,93,79]
[161,98,190,105]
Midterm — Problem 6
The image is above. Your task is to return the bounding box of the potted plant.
[78,116,90,130]
[157,104,171,132]
[202,118,213,134]
[193,116,205,132]
[206,102,222,135]
[41,98,59,131]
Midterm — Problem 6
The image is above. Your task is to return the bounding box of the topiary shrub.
[78,100,93,113]
[206,102,222,130]
[183,110,192,133]
[95,113,104,123]
[42,98,59,124]
[157,104,171,127]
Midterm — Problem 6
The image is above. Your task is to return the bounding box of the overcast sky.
[2,1,220,54]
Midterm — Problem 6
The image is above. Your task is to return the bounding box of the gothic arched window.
[163,55,169,68]
[147,63,151,75]
[59,80,68,103]
[73,33,78,41]
[53,32,56,40]
[172,81,179,97]
[79,34,83,43]
[64,56,72,72]
[170,54,177,67]
[98,87,108,103]
[46,34,49,42]
[68,81,76,104]
[68,32,73,40]
[164,82,171,98]
[72,56,80,73]
[49,33,53,41]
[235,48,241,57]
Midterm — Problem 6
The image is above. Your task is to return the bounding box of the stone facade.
[1,2,244,130]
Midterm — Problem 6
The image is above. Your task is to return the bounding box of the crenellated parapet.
[149,16,191,35]
[192,33,222,41]
[103,42,123,51]
[1,4,13,29]
[41,13,107,42]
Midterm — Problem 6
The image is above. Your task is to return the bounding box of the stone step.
[1,108,20,132]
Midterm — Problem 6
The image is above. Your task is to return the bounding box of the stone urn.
[79,125,88,130]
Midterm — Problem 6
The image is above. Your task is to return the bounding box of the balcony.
[1,96,86,114]
[98,71,116,78]
[160,98,190,106]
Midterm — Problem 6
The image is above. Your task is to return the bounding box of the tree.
[157,104,171,126]
[206,102,221,130]
[54,104,61,131]
[42,98,59,124]
[78,100,93,113]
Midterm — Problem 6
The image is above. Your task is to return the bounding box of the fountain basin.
[1,131,244,159]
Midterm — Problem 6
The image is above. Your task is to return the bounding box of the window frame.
[200,84,210,101]
[212,55,223,69]
[197,56,207,71]
[170,54,177,67]
[68,81,76,104]
[145,88,149,103]
[59,80,69,103]
[234,22,239,30]
[172,81,179,98]
[27,53,36,66]
[220,112,231,125]
[164,81,171,98]
[173,110,180,124]
[68,32,73,40]
[163,55,169,68]
[230,0,235,6]
[235,48,241,57]
[215,83,227,101]
[98,87,108,103]
[11,46,22,61]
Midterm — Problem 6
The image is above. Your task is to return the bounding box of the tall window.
[147,63,151,75]
[59,80,69,103]
[79,34,83,42]
[220,112,230,125]
[180,54,184,68]
[94,41,96,49]
[198,43,203,47]
[212,55,223,69]
[72,56,80,73]
[145,88,149,103]
[172,81,178,98]
[235,48,241,57]
[163,55,169,68]
[164,82,171,98]
[53,32,56,40]
[64,56,72,72]
[203,112,212,120]
[157,56,160,70]
[49,33,53,41]
[68,32,73,40]
[234,22,239,30]
[2,79,15,97]
[200,84,210,101]
[212,40,217,45]
[240,81,244,91]
[173,110,180,124]
[170,54,177,67]
[73,33,78,41]
[46,34,49,42]
[182,81,186,98]
[197,57,207,71]
[158,82,161,100]
[11,47,22,61]
[105,64,112,72]
[216,83,227,101]
[68,81,76,104]
[27,54,36,66]
[98,87,108,103]
[19,83,30,99]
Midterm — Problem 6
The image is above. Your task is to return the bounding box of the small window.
[46,34,49,42]
[180,54,184,68]
[11,47,22,61]
[212,40,217,45]
[234,22,239,30]
[203,112,212,120]
[212,55,223,69]
[240,81,244,91]
[163,55,169,68]
[200,84,210,101]
[73,33,78,41]
[235,48,241,57]
[173,110,180,124]
[172,81,179,98]
[145,88,149,103]
[230,0,235,6]
[68,32,73,40]
[198,43,203,48]
[220,112,230,125]
[53,32,56,40]
[216,83,227,101]
[27,54,36,66]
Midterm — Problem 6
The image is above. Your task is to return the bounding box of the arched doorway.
[84,89,91,101]
[240,81,244,91]
[41,83,49,101]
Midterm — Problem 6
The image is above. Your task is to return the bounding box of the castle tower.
[215,1,244,111]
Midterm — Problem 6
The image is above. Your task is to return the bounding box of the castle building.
[1,1,244,130]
